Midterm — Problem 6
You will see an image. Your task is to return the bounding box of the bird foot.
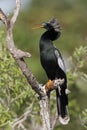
[45,80,54,91]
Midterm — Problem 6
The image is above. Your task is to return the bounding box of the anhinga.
[34,17,70,125]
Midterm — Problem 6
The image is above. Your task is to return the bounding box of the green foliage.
[68,46,87,81]
[0,30,38,129]
[66,46,87,130]
[80,109,87,129]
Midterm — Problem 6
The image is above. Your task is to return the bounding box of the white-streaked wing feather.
[54,49,66,73]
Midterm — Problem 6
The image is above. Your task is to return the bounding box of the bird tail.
[56,87,70,125]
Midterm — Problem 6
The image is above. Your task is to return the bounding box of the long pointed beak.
[32,24,44,29]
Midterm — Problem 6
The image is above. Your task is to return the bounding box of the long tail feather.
[56,88,70,125]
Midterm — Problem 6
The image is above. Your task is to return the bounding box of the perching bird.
[34,17,70,125]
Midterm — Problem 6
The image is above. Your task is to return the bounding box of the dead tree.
[0,0,65,130]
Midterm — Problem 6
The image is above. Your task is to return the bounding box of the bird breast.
[40,49,57,70]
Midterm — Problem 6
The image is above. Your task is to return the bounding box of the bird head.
[41,22,53,30]
[33,17,62,33]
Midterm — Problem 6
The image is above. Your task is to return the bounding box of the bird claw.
[45,80,54,91]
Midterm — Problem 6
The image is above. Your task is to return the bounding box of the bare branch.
[12,102,33,129]
[18,124,27,130]
[0,8,9,26]
[11,0,21,28]
[51,111,58,130]
[15,59,47,97]
[39,96,51,130]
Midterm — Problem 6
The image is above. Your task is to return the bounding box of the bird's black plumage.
[39,17,70,124]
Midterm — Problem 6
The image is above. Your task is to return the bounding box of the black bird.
[34,17,70,125]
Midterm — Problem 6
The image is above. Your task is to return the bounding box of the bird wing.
[54,46,66,73]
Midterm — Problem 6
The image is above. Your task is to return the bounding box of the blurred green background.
[0,0,87,129]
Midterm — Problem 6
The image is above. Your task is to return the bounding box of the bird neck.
[39,29,61,52]
[42,29,61,41]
